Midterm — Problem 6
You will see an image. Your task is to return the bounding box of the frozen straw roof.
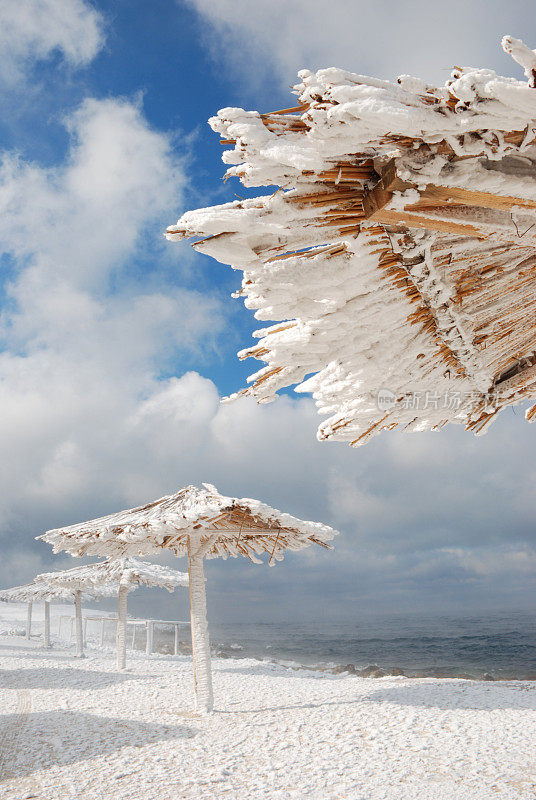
[166,35,536,446]
[36,558,189,593]
[38,483,337,563]
[0,583,92,603]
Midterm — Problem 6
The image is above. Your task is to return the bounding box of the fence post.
[146,620,154,656]
[43,601,51,648]
[74,591,84,658]
[26,602,32,640]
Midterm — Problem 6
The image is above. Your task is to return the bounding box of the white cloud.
[3,347,536,619]
[0,97,181,296]
[186,0,534,92]
[325,420,536,554]
[0,94,227,558]
[0,94,206,372]
[0,0,104,84]
[437,546,536,577]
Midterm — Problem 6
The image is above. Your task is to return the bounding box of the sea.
[207,612,536,680]
[106,610,536,680]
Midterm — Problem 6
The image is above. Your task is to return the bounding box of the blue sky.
[2,0,536,624]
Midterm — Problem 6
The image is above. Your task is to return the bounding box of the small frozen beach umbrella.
[38,484,338,712]
[36,559,189,670]
[0,582,93,650]
[34,574,112,658]
[0,584,38,641]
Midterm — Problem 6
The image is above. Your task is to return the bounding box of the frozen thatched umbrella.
[0,582,94,651]
[166,36,536,447]
[38,484,338,712]
[36,559,189,670]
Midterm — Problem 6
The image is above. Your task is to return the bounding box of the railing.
[58,614,191,655]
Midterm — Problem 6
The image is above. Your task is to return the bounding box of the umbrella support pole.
[43,601,51,648]
[117,586,128,670]
[26,601,32,640]
[188,546,213,713]
[74,591,84,658]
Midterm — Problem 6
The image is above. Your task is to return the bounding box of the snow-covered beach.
[1,603,536,800]
[5,4,536,800]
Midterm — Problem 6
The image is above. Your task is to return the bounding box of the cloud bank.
[0,94,226,579]
[185,0,535,91]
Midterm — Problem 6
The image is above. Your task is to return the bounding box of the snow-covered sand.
[1,602,535,800]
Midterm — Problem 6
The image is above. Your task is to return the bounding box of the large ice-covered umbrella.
[165,36,536,448]
[0,582,95,651]
[38,483,338,712]
[36,559,189,670]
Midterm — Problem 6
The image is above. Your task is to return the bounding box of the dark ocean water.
[208,612,536,680]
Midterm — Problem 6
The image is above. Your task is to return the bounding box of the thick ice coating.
[0,582,95,603]
[36,558,189,594]
[37,484,337,563]
[166,37,536,446]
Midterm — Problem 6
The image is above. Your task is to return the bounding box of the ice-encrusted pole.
[74,590,84,657]
[146,619,154,656]
[43,601,51,648]
[26,601,32,640]
[188,540,213,713]
[117,584,128,670]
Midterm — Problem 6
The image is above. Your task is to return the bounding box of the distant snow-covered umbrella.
[37,559,188,670]
[0,583,92,650]
[33,572,113,657]
[38,484,338,712]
